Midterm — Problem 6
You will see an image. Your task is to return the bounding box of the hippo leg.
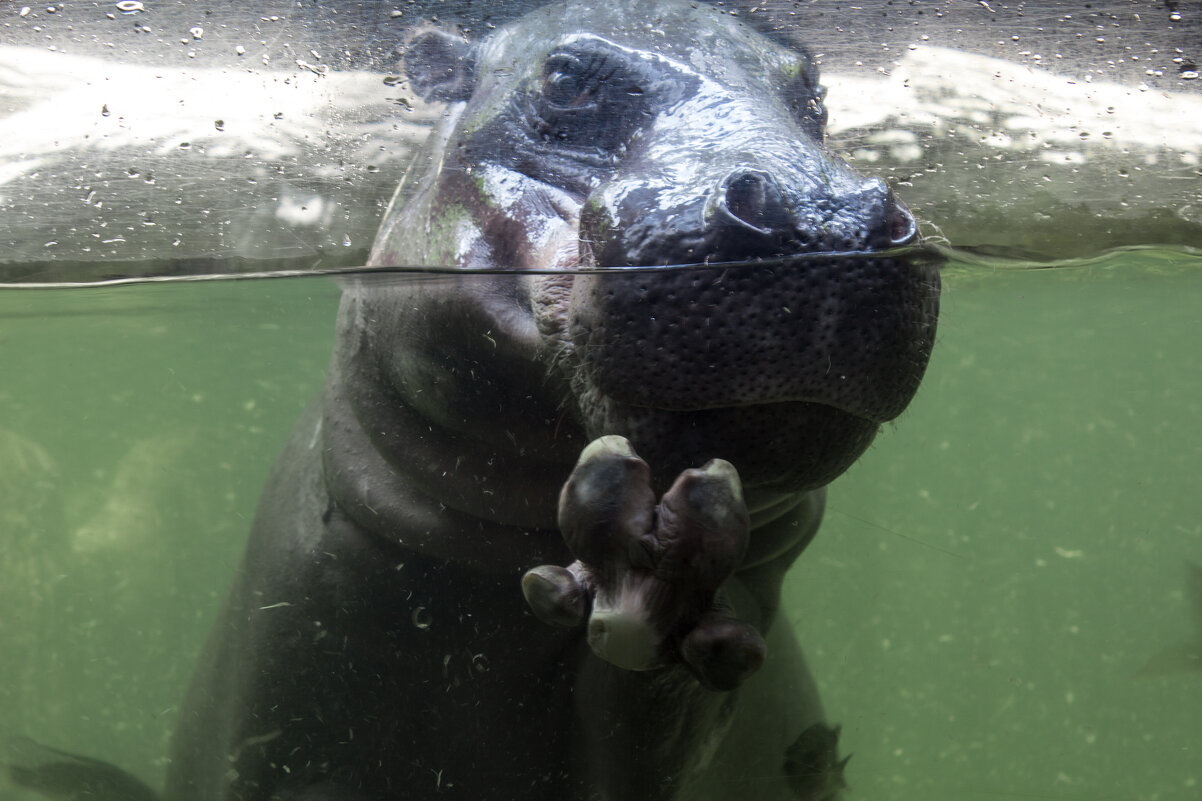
[522,436,837,800]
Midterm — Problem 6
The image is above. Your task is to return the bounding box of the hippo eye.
[527,46,653,154]
[541,56,597,111]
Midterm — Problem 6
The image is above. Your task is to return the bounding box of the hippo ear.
[402,27,477,103]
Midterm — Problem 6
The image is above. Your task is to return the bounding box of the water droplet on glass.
[189,26,203,39]
[115,1,145,13]
[101,104,111,117]
[342,234,353,247]
[214,119,225,131]
[19,7,31,17]
[178,141,191,150]
[411,606,431,629]
[235,44,246,56]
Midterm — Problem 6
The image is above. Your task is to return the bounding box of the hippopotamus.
[6,1,938,799]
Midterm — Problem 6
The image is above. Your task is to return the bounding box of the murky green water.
[0,279,340,788]
[1,248,1199,800]
[788,249,1202,800]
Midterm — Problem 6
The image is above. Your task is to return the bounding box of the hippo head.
[363,0,940,523]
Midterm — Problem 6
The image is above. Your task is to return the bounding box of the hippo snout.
[569,154,937,429]
[565,250,938,420]
[582,161,919,270]
[710,171,917,253]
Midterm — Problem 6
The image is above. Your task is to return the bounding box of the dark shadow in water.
[1136,562,1202,677]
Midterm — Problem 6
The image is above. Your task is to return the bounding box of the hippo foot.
[522,436,765,691]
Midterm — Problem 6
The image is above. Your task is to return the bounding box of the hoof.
[523,436,763,689]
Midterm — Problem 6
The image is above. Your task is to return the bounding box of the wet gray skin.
[368,0,937,505]
[6,2,938,801]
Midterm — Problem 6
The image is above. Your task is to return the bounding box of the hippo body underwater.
[7,1,939,799]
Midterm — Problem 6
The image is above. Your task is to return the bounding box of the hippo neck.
[319,366,581,572]
[317,286,585,572]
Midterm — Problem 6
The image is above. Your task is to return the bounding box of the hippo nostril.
[888,199,918,246]
[719,169,788,235]
[856,180,919,249]
[725,172,769,229]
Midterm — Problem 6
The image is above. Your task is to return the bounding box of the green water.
[788,250,1202,801]
[0,279,340,786]
[1,250,1199,800]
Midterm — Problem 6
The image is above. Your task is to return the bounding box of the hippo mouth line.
[568,380,885,496]
[625,396,882,424]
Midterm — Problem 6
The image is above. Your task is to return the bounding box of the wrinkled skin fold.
[5,2,939,801]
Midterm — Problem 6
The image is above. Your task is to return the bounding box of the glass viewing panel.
[1,3,1199,801]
